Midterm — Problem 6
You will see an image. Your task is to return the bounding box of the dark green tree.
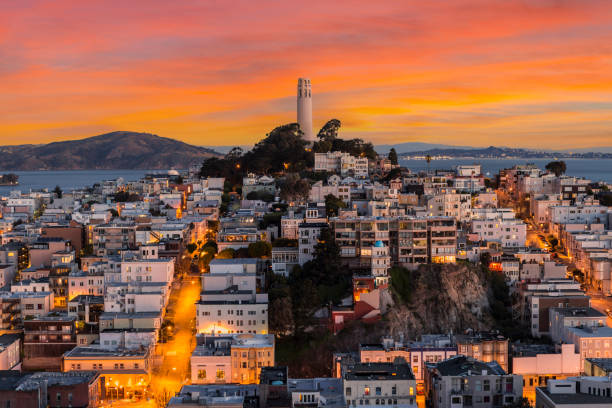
[545,160,567,177]
[216,248,235,259]
[388,148,398,165]
[248,241,272,258]
[325,194,346,217]
[279,173,310,202]
[269,297,294,335]
[53,185,63,199]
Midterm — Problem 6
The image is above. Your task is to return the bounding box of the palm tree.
[425,154,432,173]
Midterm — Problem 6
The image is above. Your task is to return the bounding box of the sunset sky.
[2,0,611,149]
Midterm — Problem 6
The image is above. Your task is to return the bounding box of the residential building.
[512,344,581,404]
[425,355,522,408]
[343,359,418,408]
[535,377,612,407]
[190,333,274,385]
[62,346,151,399]
[23,314,77,371]
[455,332,509,373]
[0,371,101,408]
[167,384,259,408]
[314,151,369,178]
[549,308,606,344]
[0,334,20,370]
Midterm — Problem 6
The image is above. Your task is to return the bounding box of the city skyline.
[2,0,612,149]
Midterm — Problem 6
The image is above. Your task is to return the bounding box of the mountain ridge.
[0,131,222,171]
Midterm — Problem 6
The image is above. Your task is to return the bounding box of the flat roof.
[344,361,414,381]
[586,358,612,373]
[431,355,506,377]
[64,346,148,359]
[551,307,605,318]
[566,326,612,337]
[210,258,259,265]
[537,387,612,405]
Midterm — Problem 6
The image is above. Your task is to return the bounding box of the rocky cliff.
[384,263,495,338]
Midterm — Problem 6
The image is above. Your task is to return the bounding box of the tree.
[480,252,492,269]
[503,397,531,408]
[388,148,398,165]
[279,173,310,202]
[425,154,432,172]
[269,297,294,335]
[545,160,567,177]
[202,240,218,254]
[216,248,235,259]
[248,241,272,258]
[325,194,346,217]
[53,185,63,199]
[390,267,414,304]
[186,243,197,253]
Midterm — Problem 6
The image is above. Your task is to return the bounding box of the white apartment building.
[298,222,328,265]
[99,329,157,351]
[426,190,472,222]
[471,219,526,248]
[68,272,105,300]
[309,181,351,203]
[564,326,612,369]
[120,258,175,286]
[343,360,418,408]
[549,307,606,344]
[104,282,169,314]
[314,151,369,178]
[196,263,268,335]
[271,247,299,277]
[550,204,608,227]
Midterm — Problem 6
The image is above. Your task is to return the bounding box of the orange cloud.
[1,0,611,149]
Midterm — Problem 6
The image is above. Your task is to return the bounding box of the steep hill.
[0,131,222,170]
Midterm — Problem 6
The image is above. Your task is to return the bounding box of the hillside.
[0,131,222,170]
[398,145,612,159]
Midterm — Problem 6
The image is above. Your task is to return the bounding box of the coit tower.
[297,78,314,143]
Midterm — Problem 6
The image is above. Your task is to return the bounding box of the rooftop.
[344,360,415,381]
[431,355,506,377]
[537,387,612,405]
[566,326,612,338]
[586,358,612,373]
[210,258,259,265]
[551,307,605,318]
[64,346,149,359]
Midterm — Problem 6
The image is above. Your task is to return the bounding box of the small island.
[0,173,19,185]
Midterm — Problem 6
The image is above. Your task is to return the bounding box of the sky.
[1,0,611,149]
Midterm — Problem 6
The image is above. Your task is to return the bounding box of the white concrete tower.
[297,78,314,143]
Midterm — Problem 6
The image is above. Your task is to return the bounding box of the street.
[150,273,201,406]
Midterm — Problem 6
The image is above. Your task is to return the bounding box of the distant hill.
[377,142,612,156]
[396,145,612,159]
[0,131,222,170]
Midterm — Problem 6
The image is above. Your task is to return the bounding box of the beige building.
[191,334,274,385]
[62,346,151,399]
[455,332,509,373]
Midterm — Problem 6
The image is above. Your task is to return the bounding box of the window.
[216,369,225,380]
[375,387,381,396]
[391,386,396,395]
[346,387,352,396]
[198,369,206,379]
[364,387,370,396]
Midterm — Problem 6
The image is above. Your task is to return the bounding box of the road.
[150,274,201,406]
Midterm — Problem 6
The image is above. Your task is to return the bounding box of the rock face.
[0,131,222,170]
[385,263,494,338]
